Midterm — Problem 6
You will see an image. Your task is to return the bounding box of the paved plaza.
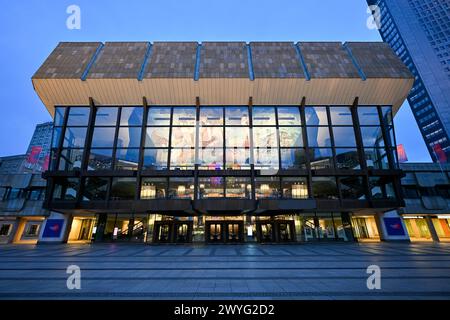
[1,243,450,299]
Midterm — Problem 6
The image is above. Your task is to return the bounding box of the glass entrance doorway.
[68,216,96,243]
[299,213,352,242]
[94,213,149,243]
[152,220,193,243]
[205,220,244,243]
[256,220,295,243]
[351,216,380,241]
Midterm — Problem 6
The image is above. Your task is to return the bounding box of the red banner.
[26,146,42,164]
[397,144,408,163]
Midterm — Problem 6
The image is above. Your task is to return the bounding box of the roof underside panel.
[250,42,305,78]
[199,42,248,78]
[87,42,149,79]
[33,42,102,79]
[144,42,197,78]
[299,42,361,78]
[346,42,412,78]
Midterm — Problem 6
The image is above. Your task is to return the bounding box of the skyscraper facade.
[368,0,450,162]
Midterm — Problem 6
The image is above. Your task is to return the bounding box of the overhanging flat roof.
[32,41,414,117]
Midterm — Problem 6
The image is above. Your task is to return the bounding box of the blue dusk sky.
[0,0,431,161]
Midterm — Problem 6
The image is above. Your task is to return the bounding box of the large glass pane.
[361,127,384,147]
[226,177,252,198]
[140,178,166,199]
[305,107,328,126]
[54,107,66,126]
[145,127,170,148]
[52,127,62,148]
[168,177,195,199]
[309,148,333,169]
[52,178,79,200]
[199,148,223,170]
[171,127,196,148]
[254,148,279,170]
[312,177,338,199]
[340,176,366,199]
[255,177,280,199]
[87,148,113,170]
[172,107,196,125]
[381,106,393,126]
[279,127,303,147]
[225,148,251,170]
[199,177,224,198]
[200,127,223,148]
[307,127,331,147]
[329,107,353,125]
[200,107,223,125]
[225,107,249,125]
[280,148,306,170]
[335,148,360,170]
[67,107,90,126]
[95,107,118,126]
[83,177,109,201]
[332,127,356,147]
[358,106,380,125]
[111,178,136,200]
[117,127,141,148]
[282,177,308,199]
[225,127,250,148]
[115,148,139,170]
[365,148,389,169]
[253,127,278,147]
[369,176,396,199]
[277,107,301,125]
[147,107,171,125]
[142,149,168,170]
[170,148,195,170]
[63,127,87,148]
[91,127,116,148]
[252,107,276,125]
[59,149,84,171]
[120,107,143,126]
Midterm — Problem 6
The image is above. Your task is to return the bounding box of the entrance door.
[154,223,171,243]
[278,222,294,242]
[206,221,244,243]
[209,223,222,242]
[227,223,241,242]
[174,223,190,243]
[259,223,274,242]
[78,219,93,240]
[257,221,295,242]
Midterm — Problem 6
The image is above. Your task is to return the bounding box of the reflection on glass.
[254,148,279,170]
[170,148,195,170]
[143,149,168,170]
[147,107,171,125]
[365,148,389,169]
[172,107,196,125]
[279,127,302,147]
[83,177,108,200]
[381,106,393,126]
[59,149,84,171]
[95,107,118,126]
[225,107,249,125]
[225,127,250,148]
[312,177,338,199]
[91,127,115,148]
[307,126,331,147]
[282,177,308,199]
[253,127,278,147]
[52,178,79,200]
[358,106,379,125]
[172,127,196,148]
[199,148,223,170]
[67,107,90,126]
[140,178,166,199]
[329,107,353,125]
[115,148,139,170]
[52,128,62,148]
[145,127,170,147]
[369,176,396,199]
[117,127,142,148]
[63,127,87,148]
[111,178,136,200]
[277,107,301,125]
[309,148,333,169]
[335,148,360,170]
[280,148,306,169]
[200,127,223,148]
[200,107,223,125]
[340,176,366,199]
[226,148,251,170]
[120,107,143,126]
[253,107,276,125]
[332,127,356,147]
[226,177,252,198]
[54,107,66,126]
[255,177,280,199]
[305,107,328,126]
[88,148,113,170]
[199,177,224,198]
[168,178,194,199]
[361,127,384,147]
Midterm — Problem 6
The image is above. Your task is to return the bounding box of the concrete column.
[425,215,440,242]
